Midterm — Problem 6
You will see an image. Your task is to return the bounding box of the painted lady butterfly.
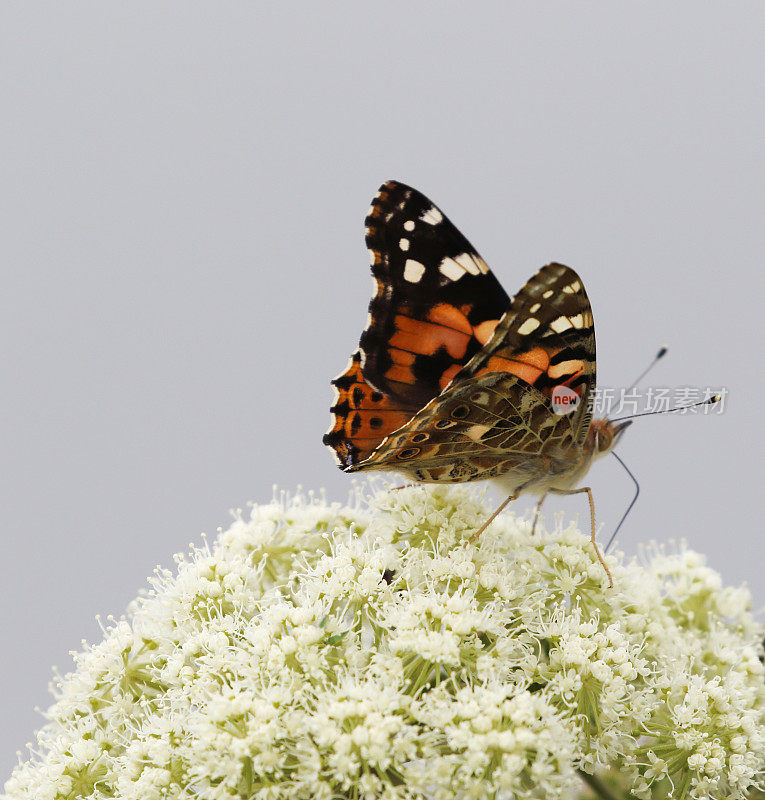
[324,181,631,585]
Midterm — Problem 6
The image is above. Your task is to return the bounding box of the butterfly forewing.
[360,181,512,407]
[323,350,418,469]
[462,262,596,444]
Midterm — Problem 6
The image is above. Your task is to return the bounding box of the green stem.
[578,770,623,800]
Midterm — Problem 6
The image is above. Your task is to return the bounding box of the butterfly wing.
[323,350,419,469]
[348,263,597,484]
[324,179,597,482]
[464,261,596,444]
[360,180,512,407]
[349,371,579,487]
[324,180,514,471]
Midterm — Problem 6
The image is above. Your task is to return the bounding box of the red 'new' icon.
[551,385,580,415]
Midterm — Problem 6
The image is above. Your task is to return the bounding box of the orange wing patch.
[429,303,473,335]
[439,364,461,390]
[390,310,470,359]
[474,318,499,344]
[475,345,587,397]
[476,346,551,385]
[323,351,417,468]
[383,303,503,391]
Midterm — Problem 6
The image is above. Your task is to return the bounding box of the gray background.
[2,2,763,778]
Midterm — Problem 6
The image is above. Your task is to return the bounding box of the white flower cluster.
[3,484,764,800]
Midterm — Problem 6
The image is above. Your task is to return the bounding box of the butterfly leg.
[531,493,547,536]
[548,487,613,588]
[469,492,520,543]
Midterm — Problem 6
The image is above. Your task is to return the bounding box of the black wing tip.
[531,262,588,295]
[370,180,431,214]
[542,261,575,276]
[365,180,442,267]
[378,179,414,193]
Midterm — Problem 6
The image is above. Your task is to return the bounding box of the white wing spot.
[455,253,479,275]
[465,423,492,442]
[542,289,554,298]
[550,316,573,333]
[404,220,415,231]
[467,253,488,274]
[456,252,486,275]
[569,313,586,328]
[420,206,443,225]
[562,280,582,294]
[404,259,426,283]
[439,257,465,281]
[399,238,409,251]
[369,250,376,265]
[517,317,541,336]
[529,302,541,313]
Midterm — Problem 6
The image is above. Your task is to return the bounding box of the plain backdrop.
[2,2,763,779]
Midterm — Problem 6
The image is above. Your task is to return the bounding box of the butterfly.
[324,181,631,585]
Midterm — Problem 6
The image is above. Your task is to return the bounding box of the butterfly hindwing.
[350,371,582,488]
[360,181,512,407]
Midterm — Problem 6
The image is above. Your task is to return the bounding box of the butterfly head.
[588,418,633,457]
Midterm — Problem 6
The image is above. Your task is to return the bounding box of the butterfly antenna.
[606,450,640,553]
[610,394,720,424]
[626,346,668,391]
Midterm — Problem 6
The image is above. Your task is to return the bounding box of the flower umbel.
[4,484,764,800]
